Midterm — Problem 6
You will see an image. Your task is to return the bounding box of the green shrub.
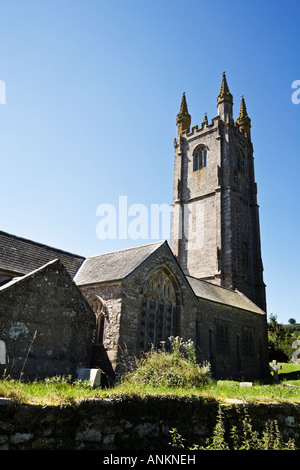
[268,314,293,362]
[123,337,211,389]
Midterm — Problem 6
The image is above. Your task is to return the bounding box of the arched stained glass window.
[139,269,177,351]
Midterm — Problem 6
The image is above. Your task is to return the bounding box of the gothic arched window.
[139,269,177,351]
[193,145,207,171]
[86,295,107,344]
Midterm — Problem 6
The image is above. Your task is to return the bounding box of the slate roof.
[0,230,85,278]
[74,241,166,285]
[186,275,265,314]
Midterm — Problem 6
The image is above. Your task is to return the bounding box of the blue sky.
[0,0,299,324]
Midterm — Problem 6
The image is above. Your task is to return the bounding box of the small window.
[243,327,254,357]
[216,322,230,354]
[237,147,245,174]
[242,242,249,277]
[194,146,207,171]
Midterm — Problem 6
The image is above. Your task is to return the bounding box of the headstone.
[291,340,300,363]
[269,360,282,384]
[239,382,253,387]
[77,368,101,388]
[0,341,6,365]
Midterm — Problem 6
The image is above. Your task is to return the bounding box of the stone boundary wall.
[0,396,300,450]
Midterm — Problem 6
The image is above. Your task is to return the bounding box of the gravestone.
[269,360,282,384]
[292,340,300,363]
[77,368,101,388]
[0,341,6,365]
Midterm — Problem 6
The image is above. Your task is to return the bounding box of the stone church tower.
[170,73,266,312]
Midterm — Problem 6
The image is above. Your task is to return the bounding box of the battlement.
[174,115,220,147]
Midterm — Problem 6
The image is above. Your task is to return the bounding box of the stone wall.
[0,260,95,380]
[171,119,222,282]
[0,396,300,450]
[196,297,269,380]
[79,282,123,373]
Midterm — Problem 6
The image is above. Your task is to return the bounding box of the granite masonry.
[1,397,300,450]
[0,259,95,380]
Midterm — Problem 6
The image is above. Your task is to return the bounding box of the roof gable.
[0,259,64,292]
[74,241,166,285]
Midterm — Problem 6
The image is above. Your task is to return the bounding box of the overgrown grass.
[1,346,300,406]
[121,337,212,389]
[0,375,106,405]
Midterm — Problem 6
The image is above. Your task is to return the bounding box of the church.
[0,73,269,382]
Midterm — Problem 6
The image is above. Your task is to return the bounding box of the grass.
[0,375,104,406]
[2,372,300,406]
[1,352,300,406]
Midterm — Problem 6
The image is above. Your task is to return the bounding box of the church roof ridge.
[74,240,167,286]
[85,240,166,260]
[0,230,84,260]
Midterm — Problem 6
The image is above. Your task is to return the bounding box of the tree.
[288,318,296,325]
[268,314,293,362]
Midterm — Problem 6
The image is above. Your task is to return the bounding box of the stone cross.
[269,360,282,383]
[0,341,6,365]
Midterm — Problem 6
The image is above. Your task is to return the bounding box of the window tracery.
[86,295,107,344]
[139,269,177,351]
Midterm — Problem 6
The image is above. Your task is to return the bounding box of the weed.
[169,404,298,450]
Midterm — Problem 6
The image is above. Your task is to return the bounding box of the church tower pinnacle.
[217,72,233,119]
[176,92,191,140]
[236,95,251,139]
